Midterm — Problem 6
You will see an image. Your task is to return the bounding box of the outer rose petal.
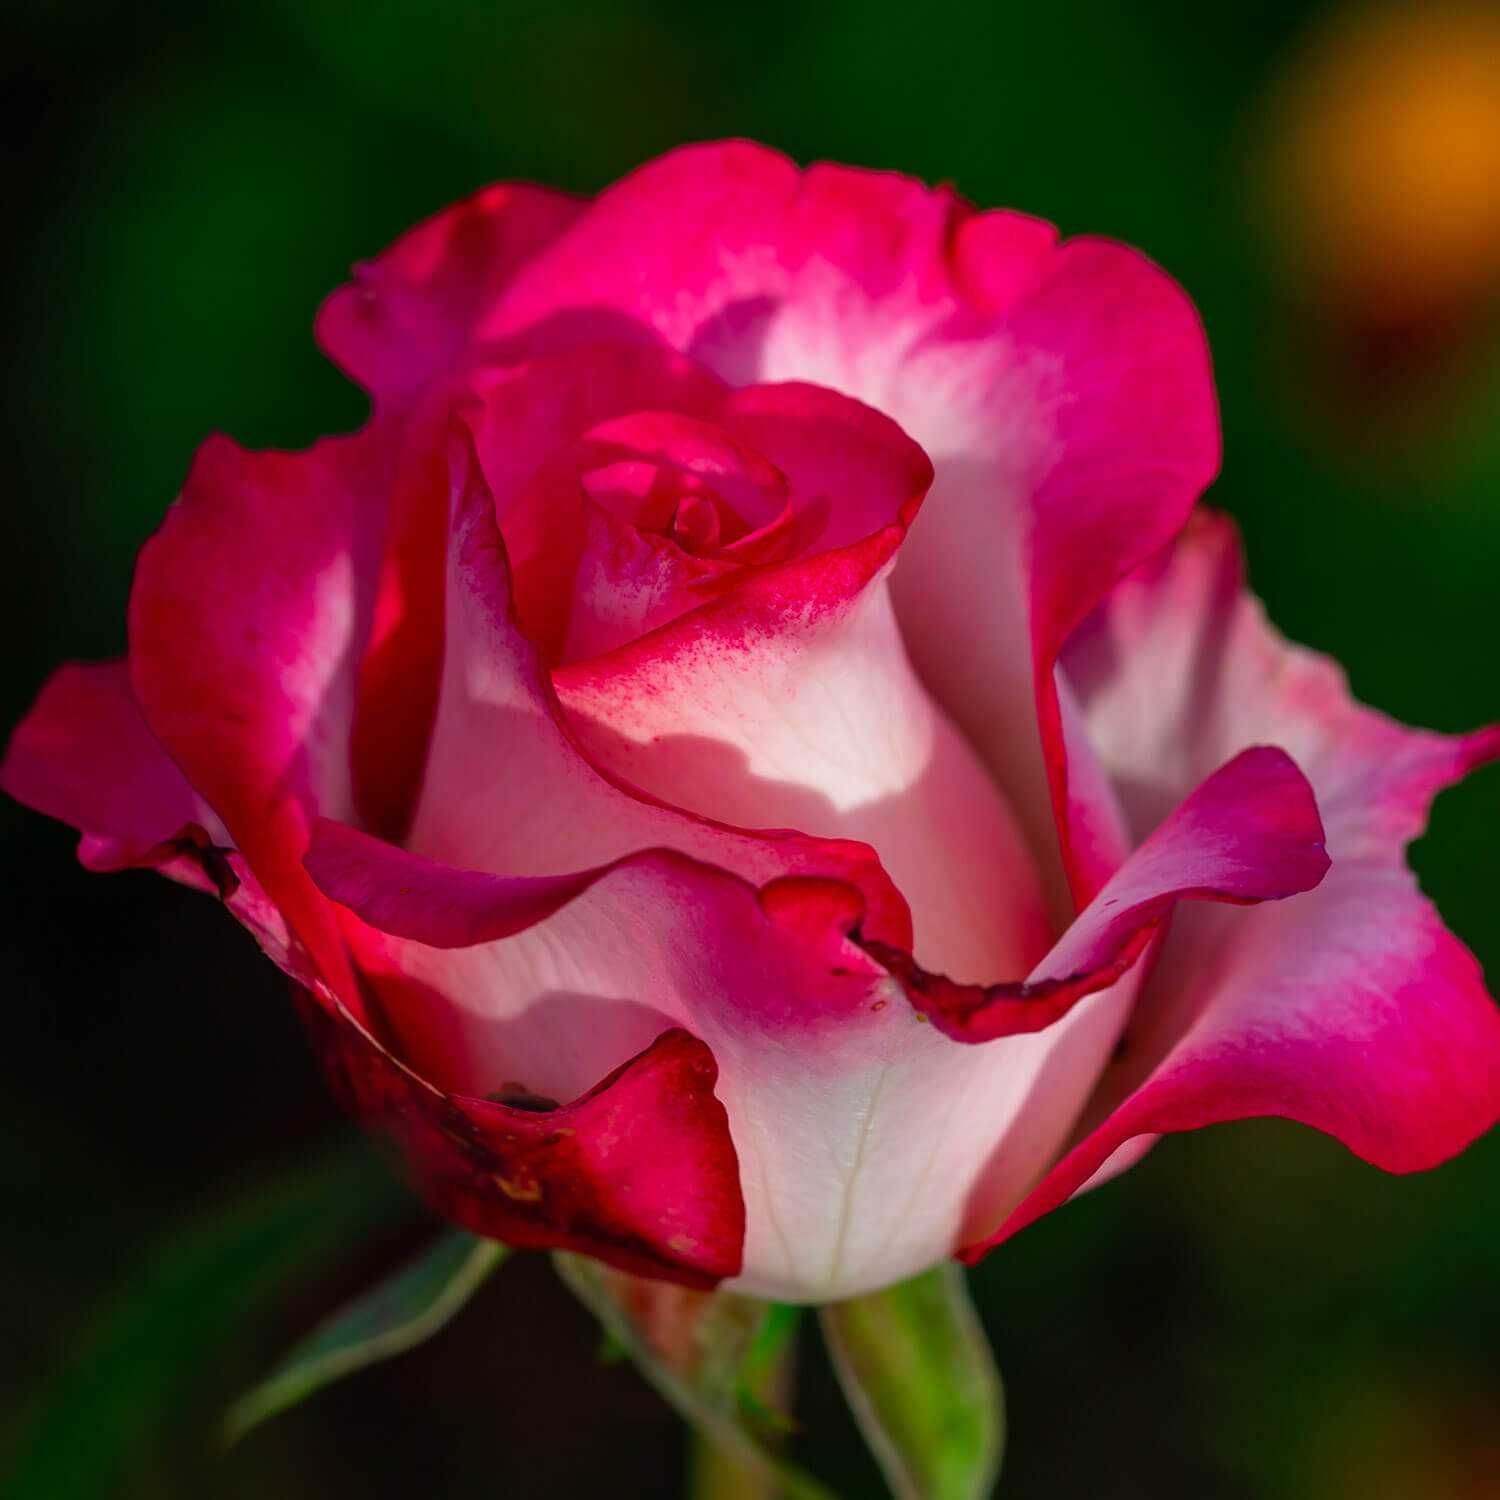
[2,660,224,874]
[979,863,1500,1255]
[129,428,394,998]
[0,659,310,979]
[316,183,584,403]
[297,993,744,1288]
[307,743,1326,1299]
[485,141,1220,914]
[971,514,1500,1255]
[304,825,1105,1301]
[1062,511,1497,855]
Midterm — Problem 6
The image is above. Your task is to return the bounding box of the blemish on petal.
[494,1173,544,1203]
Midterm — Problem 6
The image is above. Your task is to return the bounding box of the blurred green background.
[3,1,1499,1496]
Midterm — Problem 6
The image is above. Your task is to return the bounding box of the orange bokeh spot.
[1266,1,1500,321]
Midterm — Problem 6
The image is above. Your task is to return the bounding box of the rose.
[6,142,1498,1303]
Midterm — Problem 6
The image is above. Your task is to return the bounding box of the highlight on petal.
[128,427,395,996]
[297,990,744,1289]
[556,554,1050,986]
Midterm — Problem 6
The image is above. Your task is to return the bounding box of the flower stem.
[688,1430,781,1500]
[686,1304,798,1500]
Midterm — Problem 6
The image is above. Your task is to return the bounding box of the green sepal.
[224,1229,508,1444]
[553,1253,838,1500]
[820,1262,1004,1500]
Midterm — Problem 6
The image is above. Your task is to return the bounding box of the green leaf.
[225,1230,508,1443]
[2,1142,410,1500]
[553,1253,840,1500]
[820,1263,1004,1500]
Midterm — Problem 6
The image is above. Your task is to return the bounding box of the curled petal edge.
[296,989,746,1288]
[306,743,1329,1045]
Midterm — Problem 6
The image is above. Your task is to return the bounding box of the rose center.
[579,459,754,560]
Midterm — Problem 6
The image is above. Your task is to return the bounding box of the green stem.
[687,1306,797,1500]
[689,1429,782,1500]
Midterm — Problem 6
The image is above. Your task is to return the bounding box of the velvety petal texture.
[6,142,1496,1304]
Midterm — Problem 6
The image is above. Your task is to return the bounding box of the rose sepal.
[820,1263,1004,1500]
[224,1227,509,1444]
[552,1253,836,1500]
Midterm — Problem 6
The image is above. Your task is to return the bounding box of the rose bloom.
[6,143,1498,1303]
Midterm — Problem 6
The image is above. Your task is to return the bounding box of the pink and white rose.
[6,142,1497,1302]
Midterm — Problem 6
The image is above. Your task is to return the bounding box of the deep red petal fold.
[297,992,744,1287]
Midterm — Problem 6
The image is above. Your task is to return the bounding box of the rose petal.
[1062,510,1498,856]
[861,746,1329,1043]
[885,235,1220,914]
[129,428,394,995]
[2,660,221,871]
[297,992,744,1288]
[484,142,1220,916]
[406,428,912,941]
[973,862,1500,1256]
[303,820,1118,1301]
[316,183,584,403]
[305,747,1326,1299]
[967,513,1500,1255]
[1,658,310,980]
[467,343,728,662]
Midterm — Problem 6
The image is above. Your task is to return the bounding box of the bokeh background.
[4,1,1499,1496]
